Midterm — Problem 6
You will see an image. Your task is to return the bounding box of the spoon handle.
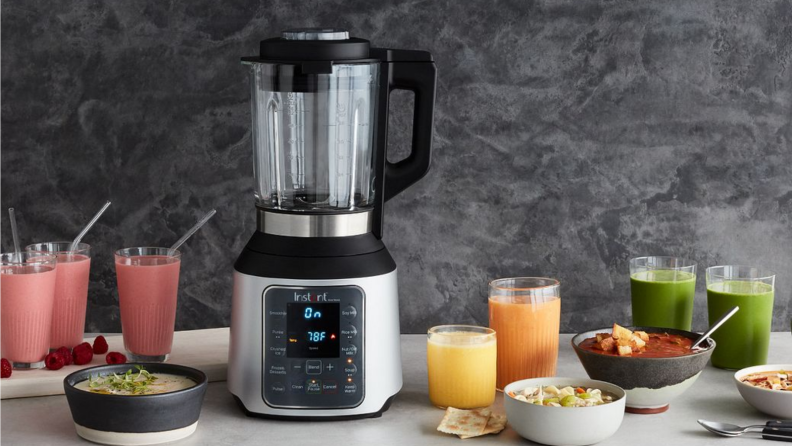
[762,422,792,441]
[692,306,739,349]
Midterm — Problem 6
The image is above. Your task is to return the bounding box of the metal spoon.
[698,420,792,441]
[691,306,739,349]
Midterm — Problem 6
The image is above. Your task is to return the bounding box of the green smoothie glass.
[706,266,775,370]
[630,256,696,331]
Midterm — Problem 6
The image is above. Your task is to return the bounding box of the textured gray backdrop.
[2,0,791,334]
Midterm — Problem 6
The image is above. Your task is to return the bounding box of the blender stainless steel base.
[228,270,402,419]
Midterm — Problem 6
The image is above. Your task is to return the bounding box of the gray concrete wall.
[2,0,791,333]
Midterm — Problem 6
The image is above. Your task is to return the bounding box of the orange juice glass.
[427,325,496,409]
[489,277,560,390]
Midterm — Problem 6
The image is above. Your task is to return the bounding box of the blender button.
[306,360,323,375]
[271,382,286,394]
[290,360,304,373]
[343,363,357,375]
[342,344,358,356]
[290,381,305,394]
[342,306,357,320]
[322,380,338,394]
[341,325,358,338]
[268,363,287,375]
[306,379,322,394]
[268,309,287,319]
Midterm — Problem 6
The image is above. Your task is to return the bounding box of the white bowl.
[734,364,792,418]
[504,377,626,446]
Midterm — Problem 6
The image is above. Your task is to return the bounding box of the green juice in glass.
[630,270,696,330]
[707,281,774,369]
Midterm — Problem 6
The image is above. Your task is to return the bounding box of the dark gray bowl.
[64,363,208,445]
[571,326,715,414]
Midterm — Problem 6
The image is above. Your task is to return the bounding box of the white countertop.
[3,333,790,445]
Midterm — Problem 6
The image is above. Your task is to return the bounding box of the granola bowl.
[572,326,715,414]
[504,377,626,446]
[734,364,792,418]
[63,363,208,445]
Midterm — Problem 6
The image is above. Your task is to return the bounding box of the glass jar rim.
[115,247,181,259]
[427,325,495,337]
[25,241,91,255]
[488,277,560,291]
[706,265,775,281]
[1,251,57,266]
[629,256,696,268]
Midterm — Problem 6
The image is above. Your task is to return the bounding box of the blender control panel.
[262,286,364,409]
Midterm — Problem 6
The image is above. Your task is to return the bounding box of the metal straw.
[169,209,216,254]
[70,201,112,252]
[691,306,739,349]
[8,208,21,262]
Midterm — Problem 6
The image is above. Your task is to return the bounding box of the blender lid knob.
[282,28,350,41]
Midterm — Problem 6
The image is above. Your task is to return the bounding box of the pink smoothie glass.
[26,242,91,350]
[1,252,57,369]
[115,247,181,362]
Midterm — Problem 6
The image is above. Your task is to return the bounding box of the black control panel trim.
[261,285,365,410]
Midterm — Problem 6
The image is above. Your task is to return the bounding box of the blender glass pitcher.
[245,30,379,213]
[243,28,436,239]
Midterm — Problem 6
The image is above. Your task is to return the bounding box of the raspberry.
[72,342,94,365]
[1,358,11,378]
[92,336,108,354]
[45,352,65,370]
[55,347,73,366]
[105,352,127,365]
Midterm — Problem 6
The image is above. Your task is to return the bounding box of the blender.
[228,28,437,419]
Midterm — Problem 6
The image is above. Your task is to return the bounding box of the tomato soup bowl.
[504,377,626,446]
[734,364,792,418]
[63,363,208,446]
[572,326,715,414]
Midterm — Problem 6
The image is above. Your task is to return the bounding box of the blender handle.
[383,60,437,202]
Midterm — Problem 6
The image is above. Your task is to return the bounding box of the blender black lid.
[256,28,371,62]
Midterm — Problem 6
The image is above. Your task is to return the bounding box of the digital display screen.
[286,303,340,358]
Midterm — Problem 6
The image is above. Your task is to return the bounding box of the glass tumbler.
[489,277,561,390]
[706,265,774,369]
[26,242,91,350]
[427,325,496,409]
[630,256,697,331]
[1,252,57,369]
[115,247,181,362]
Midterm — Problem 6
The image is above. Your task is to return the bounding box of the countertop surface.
[3,333,791,445]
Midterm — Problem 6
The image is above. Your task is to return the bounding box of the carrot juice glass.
[115,247,181,362]
[26,242,91,350]
[427,325,496,409]
[1,252,57,369]
[489,277,561,390]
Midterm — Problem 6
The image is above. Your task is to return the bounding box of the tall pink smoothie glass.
[115,247,181,362]
[26,242,91,350]
[1,252,57,369]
